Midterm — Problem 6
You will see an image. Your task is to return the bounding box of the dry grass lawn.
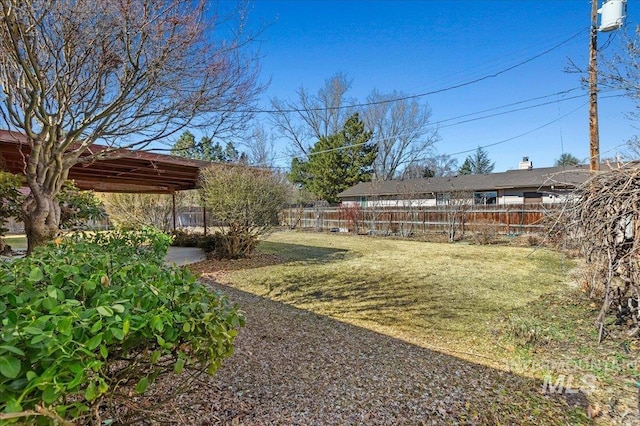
[200,231,569,361]
[182,231,610,424]
[2,234,26,250]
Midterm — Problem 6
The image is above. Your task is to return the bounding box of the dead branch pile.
[570,165,640,342]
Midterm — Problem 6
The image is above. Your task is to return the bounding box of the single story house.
[337,160,597,207]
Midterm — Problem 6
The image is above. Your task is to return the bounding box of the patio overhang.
[0,130,210,194]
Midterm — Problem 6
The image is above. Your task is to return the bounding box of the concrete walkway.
[1,244,206,266]
[165,246,206,266]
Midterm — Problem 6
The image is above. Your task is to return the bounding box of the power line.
[433,93,624,160]
[268,92,624,164]
[282,92,624,168]
[152,89,626,170]
[436,93,584,130]
[434,87,582,125]
[444,102,588,158]
[239,28,589,114]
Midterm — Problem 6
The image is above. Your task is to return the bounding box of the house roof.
[337,164,597,199]
[0,130,210,193]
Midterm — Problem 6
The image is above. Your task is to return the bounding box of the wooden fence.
[4,204,559,236]
[280,204,558,236]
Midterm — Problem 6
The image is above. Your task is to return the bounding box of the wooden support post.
[172,193,177,231]
[203,206,207,236]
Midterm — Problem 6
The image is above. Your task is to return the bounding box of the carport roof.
[0,130,210,193]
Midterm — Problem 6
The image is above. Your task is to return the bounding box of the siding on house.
[337,164,594,207]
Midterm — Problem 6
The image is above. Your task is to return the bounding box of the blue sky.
[244,0,637,172]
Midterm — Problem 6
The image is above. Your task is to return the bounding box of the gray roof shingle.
[337,164,595,198]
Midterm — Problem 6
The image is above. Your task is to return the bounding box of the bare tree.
[425,154,459,177]
[401,154,458,179]
[394,180,426,237]
[599,27,640,159]
[444,190,472,242]
[270,72,354,155]
[566,165,640,342]
[363,90,440,181]
[0,0,263,252]
[102,193,180,232]
[243,125,276,167]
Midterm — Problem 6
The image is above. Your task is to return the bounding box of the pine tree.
[289,113,377,203]
[172,131,245,162]
[460,147,494,175]
[172,131,198,158]
[554,153,580,166]
[458,158,473,175]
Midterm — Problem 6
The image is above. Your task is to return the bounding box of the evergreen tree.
[172,131,245,162]
[289,113,377,203]
[554,153,580,166]
[172,131,198,158]
[458,158,473,175]
[460,147,494,175]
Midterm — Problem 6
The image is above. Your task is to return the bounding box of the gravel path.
[148,280,583,425]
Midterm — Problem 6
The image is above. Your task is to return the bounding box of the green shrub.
[171,230,220,254]
[0,172,24,252]
[0,228,244,424]
[170,230,256,259]
[58,182,106,230]
[170,229,201,247]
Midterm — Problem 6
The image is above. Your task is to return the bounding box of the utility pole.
[589,0,626,171]
[589,0,600,172]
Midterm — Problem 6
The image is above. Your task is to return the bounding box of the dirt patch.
[188,254,286,280]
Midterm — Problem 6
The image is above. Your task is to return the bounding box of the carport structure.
[0,130,212,232]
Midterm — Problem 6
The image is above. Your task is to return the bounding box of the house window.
[436,192,450,205]
[523,192,543,199]
[474,191,497,205]
[359,196,366,208]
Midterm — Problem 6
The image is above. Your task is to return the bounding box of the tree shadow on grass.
[189,241,351,276]
[263,269,529,336]
[257,240,352,264]
[144,281,592,425]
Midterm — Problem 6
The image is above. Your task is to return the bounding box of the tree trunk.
[23,191,61,254]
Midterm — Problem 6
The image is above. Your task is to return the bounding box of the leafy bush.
[170,230,221,254]
[0,228,244,424]
[0,172,24,252]
[58,182,106,230]
[170,229,202,247]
